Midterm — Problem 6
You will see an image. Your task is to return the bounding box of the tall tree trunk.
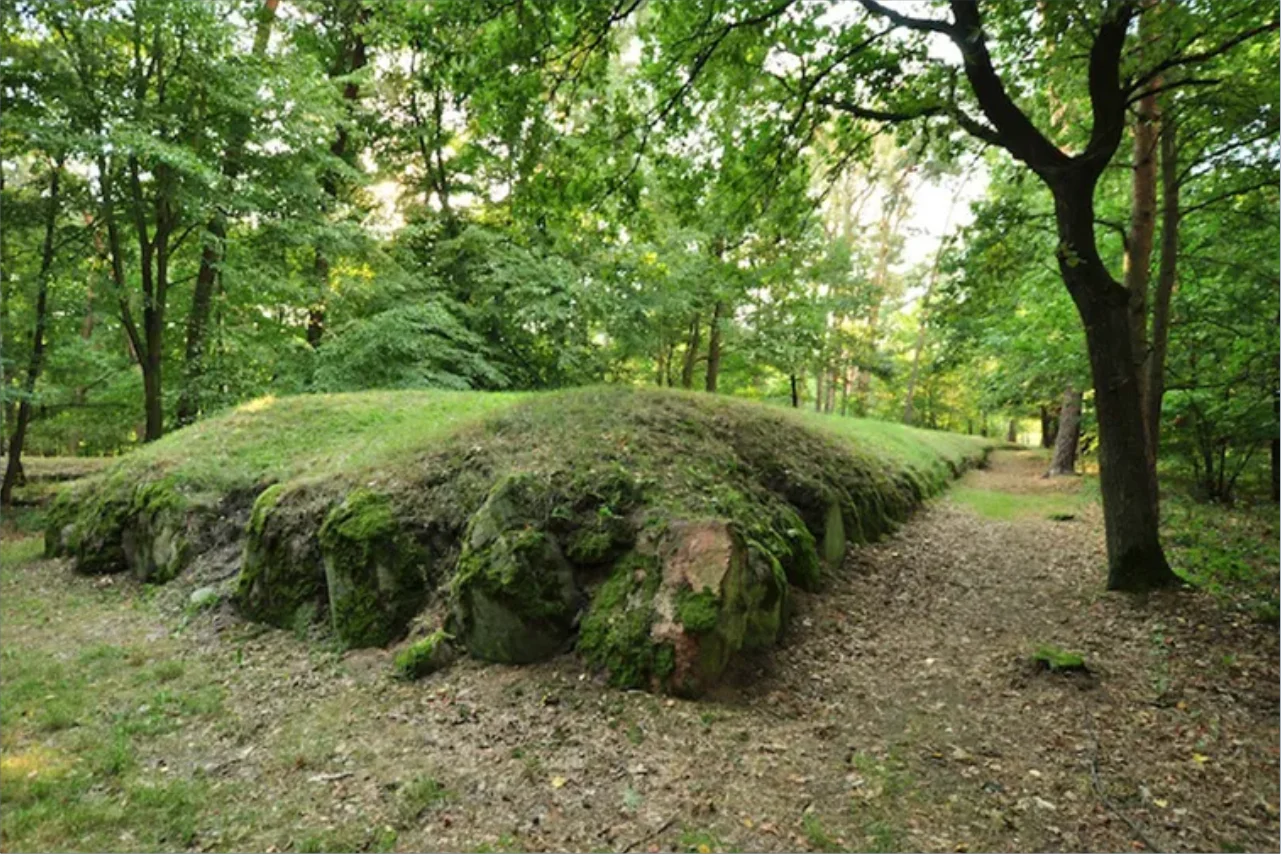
[177,0,279,425]
[840,367,851,416]
[826,367,837,412]
[705,301,723,392]
[1046,387,1081,476]
[680,313,701,389]
[1145,115,1178,467]
[789,374,799,408]
[2,162,62,507]
[1078,291,1174,589]
[1051,149,1175,590]
[814,365,824,412]
[1272,387,1279,503]
[1006,418,1018,444]
[1040,404,1058,448]
[1126,1,1161,447]
[310,6,368,350]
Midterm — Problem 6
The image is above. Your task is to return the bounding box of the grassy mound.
[46,388,989,694]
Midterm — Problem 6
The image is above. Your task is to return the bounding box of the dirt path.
[3,451,1277,852]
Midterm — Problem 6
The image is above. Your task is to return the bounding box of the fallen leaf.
[551,776,567,789]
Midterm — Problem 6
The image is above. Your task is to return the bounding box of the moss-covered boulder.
[393,629,456,679]
[450,475,581,663]
[652,520,787,695]
[44,485,131,574]
[119,482,201,583]
[235,484,329,630]
[319,488,432,648]
[578,520,787,695]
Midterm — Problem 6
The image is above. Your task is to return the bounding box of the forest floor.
[2,450,1278,853]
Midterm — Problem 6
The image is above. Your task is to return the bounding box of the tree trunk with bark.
[705,301,723,393]
[1006,418,1018,444]
[789,374,799,408]
[1145,115,1178,466]
[680,313,701,389]
[1040,404,1058,448]
[1046,387,1082,477]
[2,162,62,507]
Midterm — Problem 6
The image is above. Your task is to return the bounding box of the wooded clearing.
[2,0,1277,851]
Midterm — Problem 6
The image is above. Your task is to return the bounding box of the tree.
[827,0,1275,590]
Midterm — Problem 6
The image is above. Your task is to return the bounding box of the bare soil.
[5,450,1278,852]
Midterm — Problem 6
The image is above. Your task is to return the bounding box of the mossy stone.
[235,485,328,630]
[577,553,664,688]
[393,630,455,679]
[821,501,847,567]
[319,488,431,648]
[452,476,580,663]
[119,481,195,584]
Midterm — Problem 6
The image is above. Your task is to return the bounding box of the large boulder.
[45,487,131,574]
[119,483,205,583]
[450,475,581,663]
[579,519,788,696]
[235,485,329,631]
[318,488,432,648]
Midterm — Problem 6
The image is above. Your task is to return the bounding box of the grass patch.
[1161,491,1279,621]
[397,774,451,823]
[948,485,1089,521]
[1,535,44,567]
[803,812,844,852]
[680,826,726,853]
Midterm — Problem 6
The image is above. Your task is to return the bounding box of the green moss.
[577,553,664,688]
[564,528,616,564]
[1032,644,1087,672]
[742,548,788,649]
[248,484,285,536]
[674,587,721,633]
[821,501,846,566]
[319,488,430,648]
[235,486,328,630]
[393,630,454,680]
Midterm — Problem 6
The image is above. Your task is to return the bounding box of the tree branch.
[1179,179,1276,218]
[858,0,954,36]
[1131,15,1279,93]
[1080,1,1137,174]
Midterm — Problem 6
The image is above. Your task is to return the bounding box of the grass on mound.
[52,387,988,515]
[96,390,530,494]
[47,387,992,685]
